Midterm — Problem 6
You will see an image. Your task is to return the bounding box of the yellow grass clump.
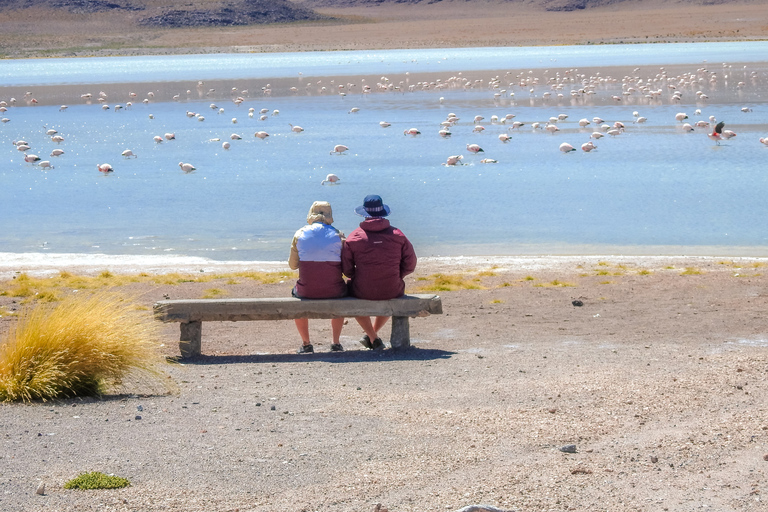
[0,291,166,402]
[414,273,485,292]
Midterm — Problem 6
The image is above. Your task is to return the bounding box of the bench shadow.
[172,347,456,365]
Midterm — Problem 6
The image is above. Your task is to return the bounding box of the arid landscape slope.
[0,0,765,58]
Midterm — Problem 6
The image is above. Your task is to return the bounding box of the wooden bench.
[153,294,442,358]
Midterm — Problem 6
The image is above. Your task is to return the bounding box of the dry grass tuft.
[0,291,167,402]
[413,273,485,292]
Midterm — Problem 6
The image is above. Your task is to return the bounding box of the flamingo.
[709,121,726,144]
[348,107,360,114]
[230,134,242,140]
[498,134,511,143]
[722,129,737,140]
[510,121,525,130]
[438,129,451,138]
[290,124,304,133]
[164,133,175,140]
[379,121,391,128]
[444,155,464,166]
[38,160,53,169]
[559,143,576,153]
[682,123,695,132]
[254,131,269,140]
[578,118,591,127]
[473,125,485,133]
[153,135,163,143]
[321,173,340,185]
[591,132,604,140]
[581,141,597,152]
[330,144,348,155]
[675,112,689,122]
[50,149,64,157]
[51,135,64,144]
[97,163,113,173]
[545,123,560,134]
[222,141,231,150]
[24,154,41,163]
[122,149,137,158]
[480,158,498,164]
[466,144,484,154]
[760,137,768,146]
[179,162,196,173]
[59,105,68,111]
[403,127,421,136]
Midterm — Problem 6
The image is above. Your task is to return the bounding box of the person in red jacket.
[342,195,417,350]
[289,201,347,354]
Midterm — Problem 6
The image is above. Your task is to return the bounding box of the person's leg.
[331,317,344,344]
[295,318,311,344]
[355,317,378,341]
[372,316,390,334]
[294,319,314,353]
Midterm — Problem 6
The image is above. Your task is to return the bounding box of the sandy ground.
[0,2,766,58]
[1,255,767,511]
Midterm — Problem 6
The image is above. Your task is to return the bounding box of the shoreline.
[3,252,768,280]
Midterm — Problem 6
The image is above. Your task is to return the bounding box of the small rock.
[548,408,557,414]
[36,482,45,495]
[763,454,768,461]
[135,415,142,420]
[560,444,577,453]
[650,455,659,463]
[270,405,276,411]
[137,405,143,412]
[572,300,584,307]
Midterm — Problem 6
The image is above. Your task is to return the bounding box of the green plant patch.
[64,472,130,490]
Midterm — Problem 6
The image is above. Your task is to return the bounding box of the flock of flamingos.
[3,62,767,180]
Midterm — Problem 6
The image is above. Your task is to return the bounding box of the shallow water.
[2,43,768,263]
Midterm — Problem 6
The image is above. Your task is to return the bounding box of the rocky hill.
[0,0,749,28]
[1,0,330,26]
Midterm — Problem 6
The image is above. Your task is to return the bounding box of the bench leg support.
[389,316,410,350]
[179,321,202,358]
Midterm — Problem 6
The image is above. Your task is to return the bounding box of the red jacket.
[342,218,417,300]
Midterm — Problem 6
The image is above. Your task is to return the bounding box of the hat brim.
[355,204,390,217]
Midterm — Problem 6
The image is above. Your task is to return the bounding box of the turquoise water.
[2,43,768,262]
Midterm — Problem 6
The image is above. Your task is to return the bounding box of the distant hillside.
[0,0,330,26]
[0,0,744,27]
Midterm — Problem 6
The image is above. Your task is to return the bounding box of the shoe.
[371,338,385,350]
[330,343,344,352]
[359,335,373,349]
[297,344,314,354]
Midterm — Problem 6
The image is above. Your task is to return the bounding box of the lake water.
[2,42,768,266]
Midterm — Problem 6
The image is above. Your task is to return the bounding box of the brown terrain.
[1,256,767,511]
[0,0,765,58]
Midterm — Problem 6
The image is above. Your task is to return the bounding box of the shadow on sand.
[171,347,456,365]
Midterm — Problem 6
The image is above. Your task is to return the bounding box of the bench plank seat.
[154,294,442,357]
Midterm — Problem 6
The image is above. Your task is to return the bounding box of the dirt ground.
[1,255,767,511]
[0,2,766,58]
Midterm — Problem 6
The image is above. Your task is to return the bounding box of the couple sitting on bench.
[289,194,417,353]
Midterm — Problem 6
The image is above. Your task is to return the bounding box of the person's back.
[292,221,346,299]
[343,216,415,300]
